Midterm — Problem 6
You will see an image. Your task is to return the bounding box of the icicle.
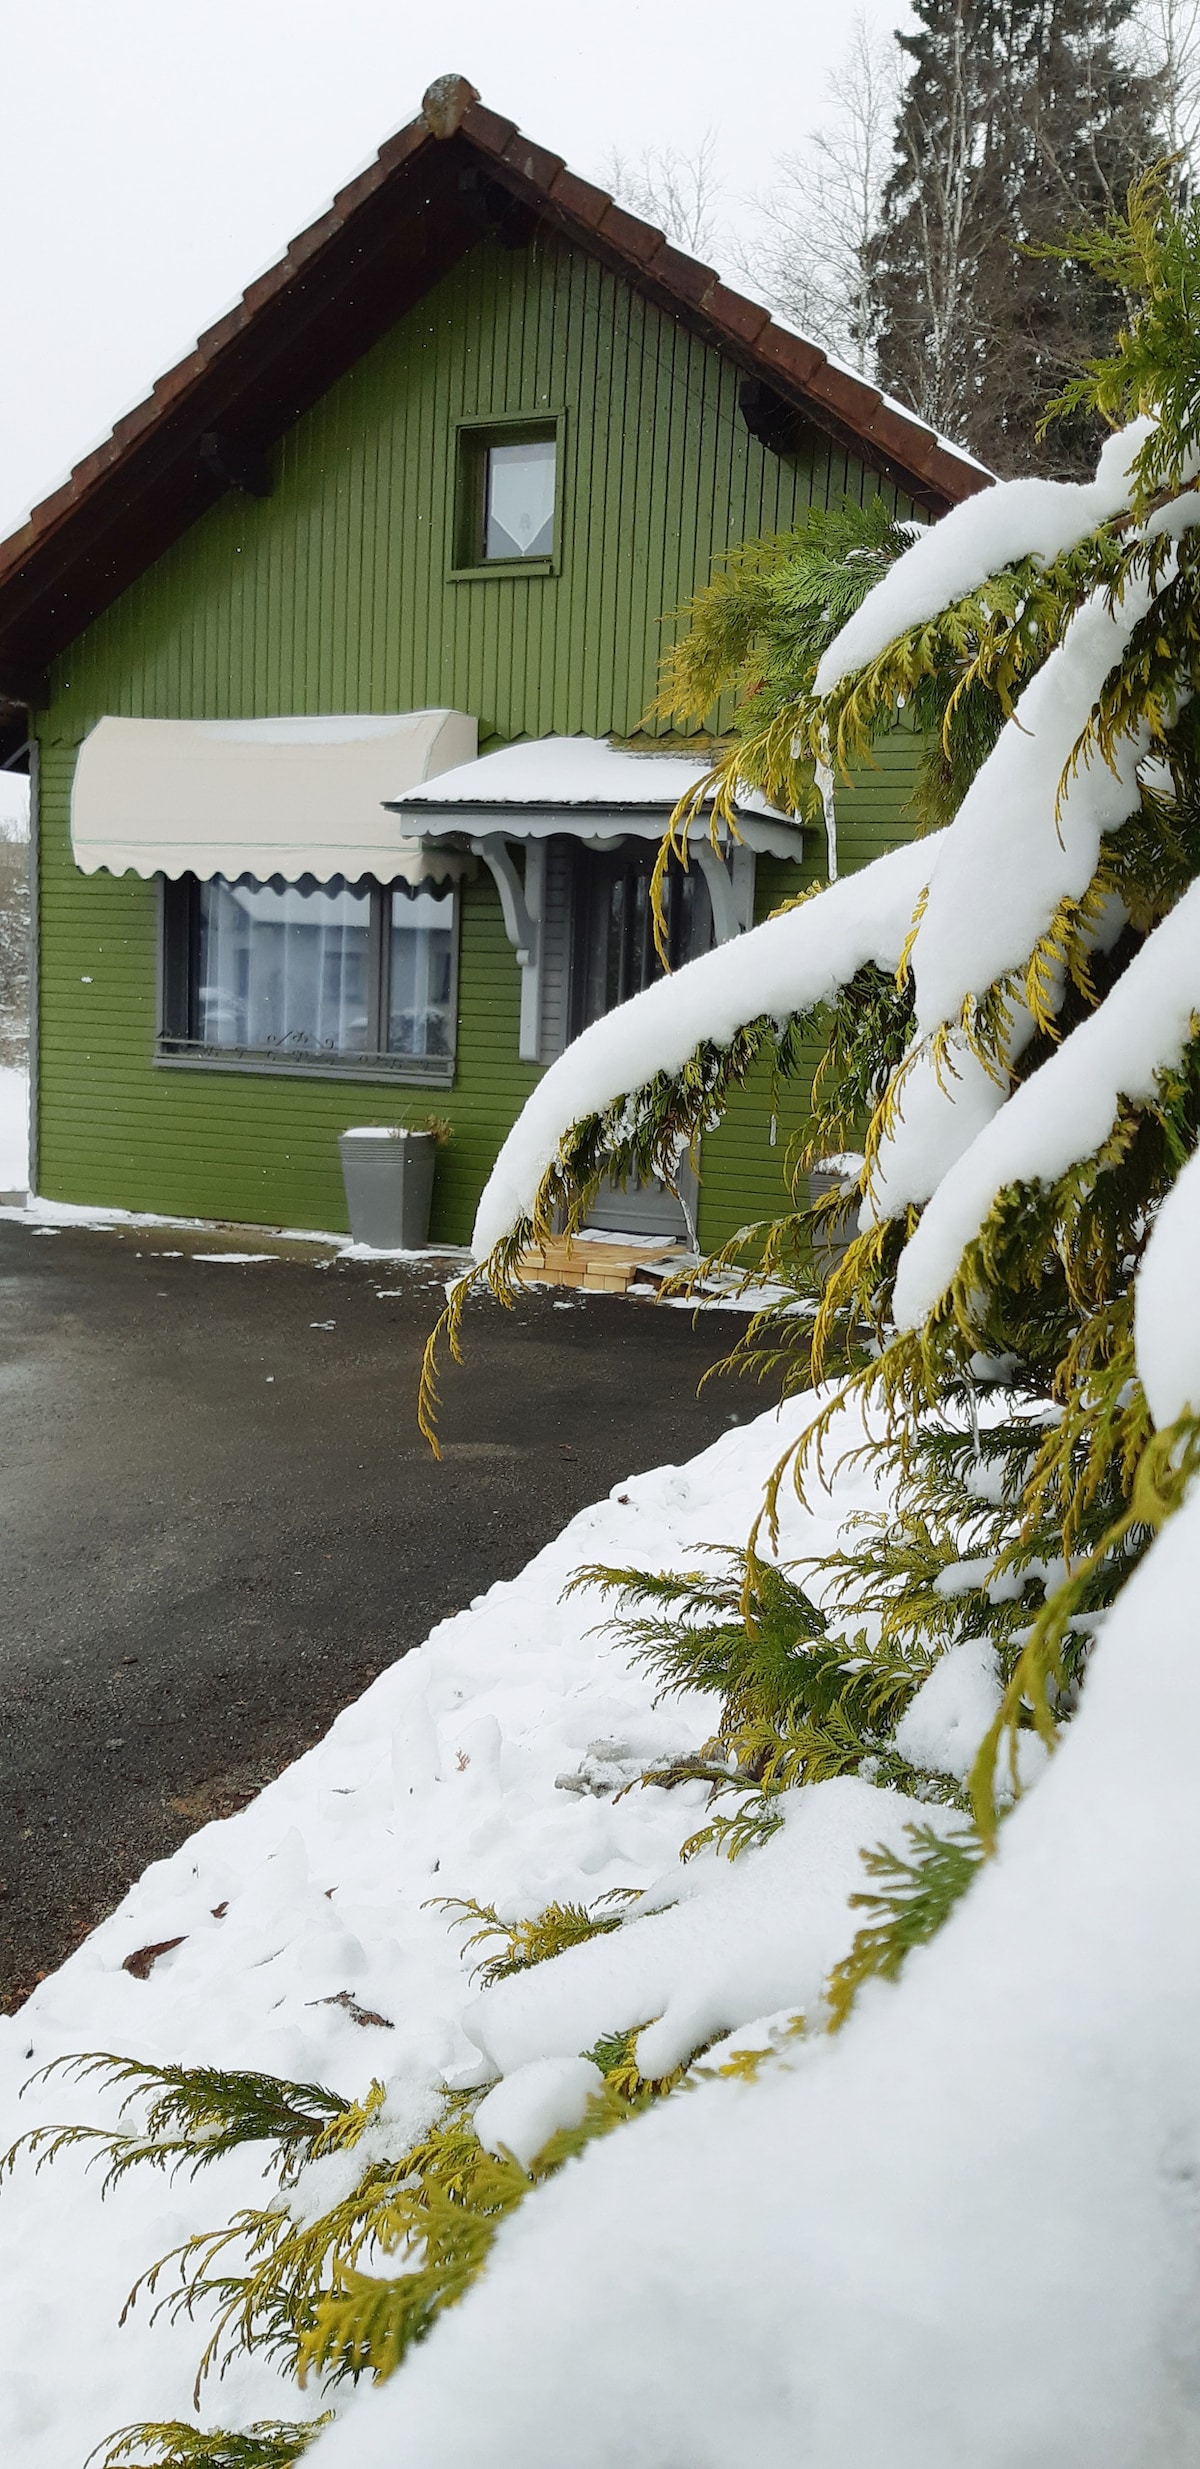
[816,737,838,883]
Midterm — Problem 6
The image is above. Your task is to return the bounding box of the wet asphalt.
[0,1216,754,2009]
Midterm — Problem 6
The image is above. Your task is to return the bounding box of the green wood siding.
[35,227,916,1239]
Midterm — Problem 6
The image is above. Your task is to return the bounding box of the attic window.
[453,419,560,574]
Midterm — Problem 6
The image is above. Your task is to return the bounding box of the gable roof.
[0,71,991,751]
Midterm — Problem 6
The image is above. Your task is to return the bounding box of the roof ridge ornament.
[422,75,481,138]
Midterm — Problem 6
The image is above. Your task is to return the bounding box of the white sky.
[0,0,913,545]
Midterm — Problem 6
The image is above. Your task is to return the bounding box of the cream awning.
[70,710,478,886]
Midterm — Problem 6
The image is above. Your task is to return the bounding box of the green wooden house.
[0,73,986,1249]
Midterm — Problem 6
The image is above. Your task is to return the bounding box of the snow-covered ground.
[0,1387,920,2464]
[0,1064,26,1191]
[1,1374,1198,2462]
[323,1477,1200,2469]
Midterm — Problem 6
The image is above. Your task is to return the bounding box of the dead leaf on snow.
[122,1935,186,1979]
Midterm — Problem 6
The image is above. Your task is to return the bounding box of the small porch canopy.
[389,735,805,1061]
[389,733,803,854]
[69,709,478,888]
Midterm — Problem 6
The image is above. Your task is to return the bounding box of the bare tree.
[876,0,977,434]
[602,129,725,260]
[1128,0,1200,167]
[0,837,29,1068]
[869,0,1168,476]
[733,17,900,372]
[0,788,30,1068]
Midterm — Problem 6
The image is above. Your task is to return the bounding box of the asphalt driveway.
[0,1217,757,2008]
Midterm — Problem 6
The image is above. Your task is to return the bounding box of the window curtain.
[196,877,371,1055]
[389,886,454,1058]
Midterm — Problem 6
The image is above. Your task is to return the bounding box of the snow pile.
[0,1389,957,2469]
[891,1637,1002,1784]
[466,1778,939,2084]
[814,417,1153,693]
[307,1474,1200,2469]
[472,835,935,1256]
[473,2057,603,2169]
[0,1065,27,1191]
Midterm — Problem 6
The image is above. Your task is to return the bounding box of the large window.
[160,873,458,1080]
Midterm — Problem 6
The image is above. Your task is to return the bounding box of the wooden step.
[515,1234,685,1294]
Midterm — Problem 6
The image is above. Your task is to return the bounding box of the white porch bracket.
[694,839,755,944]
[471,833,545,1062]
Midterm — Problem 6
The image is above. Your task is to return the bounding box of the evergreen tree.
[444,167,1200,1858]
[868,0,1165,475]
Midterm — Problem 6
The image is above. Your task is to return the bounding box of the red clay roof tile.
[544,164,614,230]
[701,284,772,348]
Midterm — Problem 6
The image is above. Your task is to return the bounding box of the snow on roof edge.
[392,736,795,820]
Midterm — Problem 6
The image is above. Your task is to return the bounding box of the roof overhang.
[0,77,990,704]
[388,735,806,859]
[70,709,477,885]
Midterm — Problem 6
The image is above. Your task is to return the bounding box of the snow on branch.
[857,576,1158,1224]
[890,874,1200,1329]
[1134,1144,1200,1428]
[471,837,936,1258]
[814,419,1152,696]
[907,582,1154,1039]
[861,1036,1008,1223]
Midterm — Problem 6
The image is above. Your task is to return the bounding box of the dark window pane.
[196,875,370,1053]
[575,843,713,1034]
[388,886,456,1058]
[484,437,556,559]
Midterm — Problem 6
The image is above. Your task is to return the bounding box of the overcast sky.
[0,0,915,549]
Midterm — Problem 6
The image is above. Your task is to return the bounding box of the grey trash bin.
[339,1127,436,1250]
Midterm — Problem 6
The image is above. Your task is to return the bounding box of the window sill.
[156,1046,455,1088]
[448,557,556,583]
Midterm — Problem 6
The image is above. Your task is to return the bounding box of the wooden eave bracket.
[199,432,273,499]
